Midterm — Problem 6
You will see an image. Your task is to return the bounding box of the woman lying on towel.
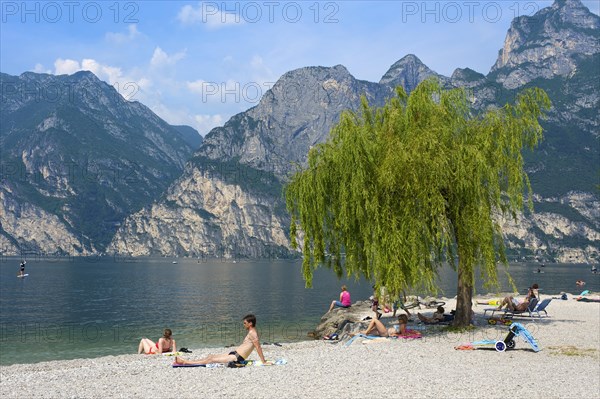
[352,315,420,338]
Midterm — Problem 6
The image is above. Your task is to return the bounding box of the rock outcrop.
[491,0,600,89]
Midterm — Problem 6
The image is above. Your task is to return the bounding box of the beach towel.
[172,359,287,368]
[576,297,600,303]
[161,351,182,357]
[243,359,287,367]
[390,330,422,339]
[345,331,422,347]
[477,299,501,306]
[343,334,381,347]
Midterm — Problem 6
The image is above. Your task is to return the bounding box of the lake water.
[1,257,597,365]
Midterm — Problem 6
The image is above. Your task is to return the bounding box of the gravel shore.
[1,293,598,399]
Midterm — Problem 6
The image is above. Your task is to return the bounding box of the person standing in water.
[18,260,26,277]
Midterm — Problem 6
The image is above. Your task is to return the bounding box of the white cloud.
[105,24,141,44]
[248,55,276,88]
[177,2,244,28]
[186,79,209,94]
[81,59,124,85]
[150,47,186,68]
[149,101,224,135]
[33,63,51,74]
[51,58,152,103]
[54,58,82,75]
[193,114,224,134]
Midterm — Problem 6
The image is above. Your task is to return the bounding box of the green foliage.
[285,79,550,323]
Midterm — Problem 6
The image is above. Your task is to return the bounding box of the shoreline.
[0,290,593,367]
[1,293,599,398]
[0,291,595,366]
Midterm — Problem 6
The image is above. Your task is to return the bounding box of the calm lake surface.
[1,257,597,365]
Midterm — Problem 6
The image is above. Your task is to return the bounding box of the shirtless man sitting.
[174,314,268,366]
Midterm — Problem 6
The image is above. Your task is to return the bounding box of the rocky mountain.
[107,66,391,257]
[4,0,598,263]
[484,0,599,262]
[0,71,193,255]
[379,54,449,92]
[109,0,598,262]
[490,0,600,89]
[198,65,391,178]
[172,125,203,149]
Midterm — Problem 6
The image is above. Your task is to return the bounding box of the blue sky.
[1,1,598,135]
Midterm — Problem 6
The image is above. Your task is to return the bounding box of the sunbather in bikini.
[352,315,413,337]
[138,328,176,354]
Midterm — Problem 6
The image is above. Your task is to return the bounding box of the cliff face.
[198,65,391,178]
[491,0,600,89]
[106,66,391,257]
[107,165,290,258]
[0,71,193,255]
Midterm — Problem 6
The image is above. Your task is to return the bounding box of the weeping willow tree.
[285,79,550,327]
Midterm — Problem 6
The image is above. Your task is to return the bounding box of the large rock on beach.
[310,300,374,339]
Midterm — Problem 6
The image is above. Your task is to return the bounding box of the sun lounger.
[484,298,539,319]
[531,298,552,317]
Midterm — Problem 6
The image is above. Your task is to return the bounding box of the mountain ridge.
[0,71,194,254]
[2,0,598,262]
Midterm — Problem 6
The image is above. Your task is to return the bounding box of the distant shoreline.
[2,255,597,267]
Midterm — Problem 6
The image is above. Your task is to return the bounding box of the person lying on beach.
[496,296,529,312]
[328,285,352,312]
[173,314,268,366]
[417,306,445,324]
[138,328,176,354]
[352,315,413,337]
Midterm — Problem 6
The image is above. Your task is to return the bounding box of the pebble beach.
[1,293,598,399]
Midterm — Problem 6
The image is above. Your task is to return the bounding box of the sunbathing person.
[417,306,445,324]
[352,315,412,337]
[497,296,529,311]
[174,314,268,366]
[138,328,176,354]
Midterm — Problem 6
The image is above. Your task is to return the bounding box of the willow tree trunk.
[454,258,474,327]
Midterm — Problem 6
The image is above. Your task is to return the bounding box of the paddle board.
[17,274,29,278]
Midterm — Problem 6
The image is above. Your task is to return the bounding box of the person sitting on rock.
[328,285,351,312]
